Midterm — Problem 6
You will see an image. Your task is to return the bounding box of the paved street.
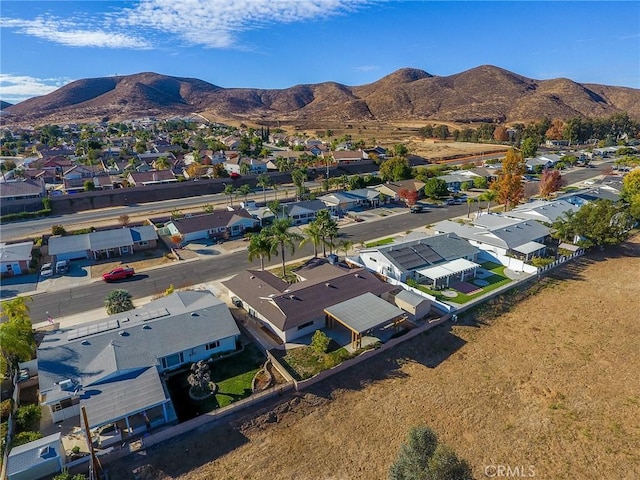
[1,161,612,326]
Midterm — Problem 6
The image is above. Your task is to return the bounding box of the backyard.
[106,235,640,480]
[272,339,354,380]
[165,343,265,421]
[412,261,512,303]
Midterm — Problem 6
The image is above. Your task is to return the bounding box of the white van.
[55,260,69,274]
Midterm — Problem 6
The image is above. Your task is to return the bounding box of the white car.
[40,263,54,278]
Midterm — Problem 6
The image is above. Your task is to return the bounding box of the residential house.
[437,171,481,192]
[36,291,240,437]
[224,156,267,175]
[223,261,395,342]
[364,145,388,159]
[355,233,480,286]
[0,179,47,215]
[506,199,579,225]
[127,170,177,186]
[0,241,33,277]
[48,226,158,261]
[163,209,259,243]
[374,179,426,202]
[283,200,328,225]
[6,433,65,480]
[433,214,550,260]
[241,201,276,226]
[317,188,380,214]
[332,150,369,164]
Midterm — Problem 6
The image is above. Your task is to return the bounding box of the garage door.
[55,250,89,261]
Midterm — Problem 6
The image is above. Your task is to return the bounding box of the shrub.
[52,224,66,236]
[11,431,43,447]
[53,469,88,480]
[0,399,13,421]
[14,404,41,432]
[311,330,331,354]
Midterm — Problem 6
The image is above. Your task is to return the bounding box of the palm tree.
[239,162,251,176]
[256,173,271,203]
[479,189,498,215]
[300,221,323,258]
[224,183,235,206]
[265,218,303,278]
[466,197,476,218]
[291,168,307,200]
[155,156,171,171]
[247,231,277,270]
[315,210,339,256]
[104,289,134,315]
[236,184,252,204]
[337,239,354,259]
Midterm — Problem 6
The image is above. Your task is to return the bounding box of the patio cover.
[80,366,168,429]
[512,241,545,255]
[324,292,405,348]
[417,258,480,281]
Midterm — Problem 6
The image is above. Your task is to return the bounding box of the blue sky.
[1,1,638,104]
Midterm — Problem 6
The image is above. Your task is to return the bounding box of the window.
[205,340,220,351]
[138,241,148,247]
[161,352,184,369]
[297,321,313,330]
[121,246,129,254]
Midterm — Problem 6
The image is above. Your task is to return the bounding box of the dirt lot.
[107,235,640,480]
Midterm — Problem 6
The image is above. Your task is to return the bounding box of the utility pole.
[81,406,102,480]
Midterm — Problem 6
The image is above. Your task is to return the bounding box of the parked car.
[229,172,241,179]
[102,266,135,282]
[410,205,425,213]
[40,263,54,278]
[55,259,69,274]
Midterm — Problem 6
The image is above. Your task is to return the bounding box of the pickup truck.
[102,266,135,282]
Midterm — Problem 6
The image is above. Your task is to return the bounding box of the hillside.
[4,65,640,126]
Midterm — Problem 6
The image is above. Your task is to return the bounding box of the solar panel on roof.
[68,319,120,341]
[412,244,443,264]
[136,308,170,322]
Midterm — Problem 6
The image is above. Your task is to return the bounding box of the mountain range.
[4,65,640,126]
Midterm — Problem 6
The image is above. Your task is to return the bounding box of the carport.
[324,292,406,349]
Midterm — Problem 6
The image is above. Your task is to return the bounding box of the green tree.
[155,156,171,170]
[256,173,271,203]
[224,183,235,207]
[423,178,449,199]
[247,231,277,271]
[300,221,324,258]
[315,210,339,256]
[52,224,66,236]
[264,218,303,278]
[291,168,308,200]
[11,431,43,447]
[0,297,35,377]
[236,183,252,203]
[393,144,409,158]
[520,136,538,158]
[239,162,251,176]
[83,180,95,191]
[14,404,41,431]
[552,200,632,248]
[478,189,498,214]
[380,157,412,182]
[53,470,88,480]
[104,289,134,315]
[389,425,472,480]
[621,169,640,220]
[311,330,331,354]
[473,176,488,189]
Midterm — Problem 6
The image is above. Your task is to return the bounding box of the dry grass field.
[109,235,640,480]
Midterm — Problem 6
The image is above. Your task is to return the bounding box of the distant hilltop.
[3,65,640,126]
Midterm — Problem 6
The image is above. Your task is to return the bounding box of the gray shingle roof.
[168,209,256,234]
[37,291,239,393]
[6,433,62,477]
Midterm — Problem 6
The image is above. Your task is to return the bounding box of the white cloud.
[2,1,372,50]
[0,74,73,104]
[0,16,150,49]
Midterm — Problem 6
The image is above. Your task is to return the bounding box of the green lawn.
[365,237,395,248]
[413,261,512,304]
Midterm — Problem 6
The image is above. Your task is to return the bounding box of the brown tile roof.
[223,263,394,331]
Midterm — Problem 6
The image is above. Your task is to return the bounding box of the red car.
[102,266,135,282]
[229,172,241,179]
